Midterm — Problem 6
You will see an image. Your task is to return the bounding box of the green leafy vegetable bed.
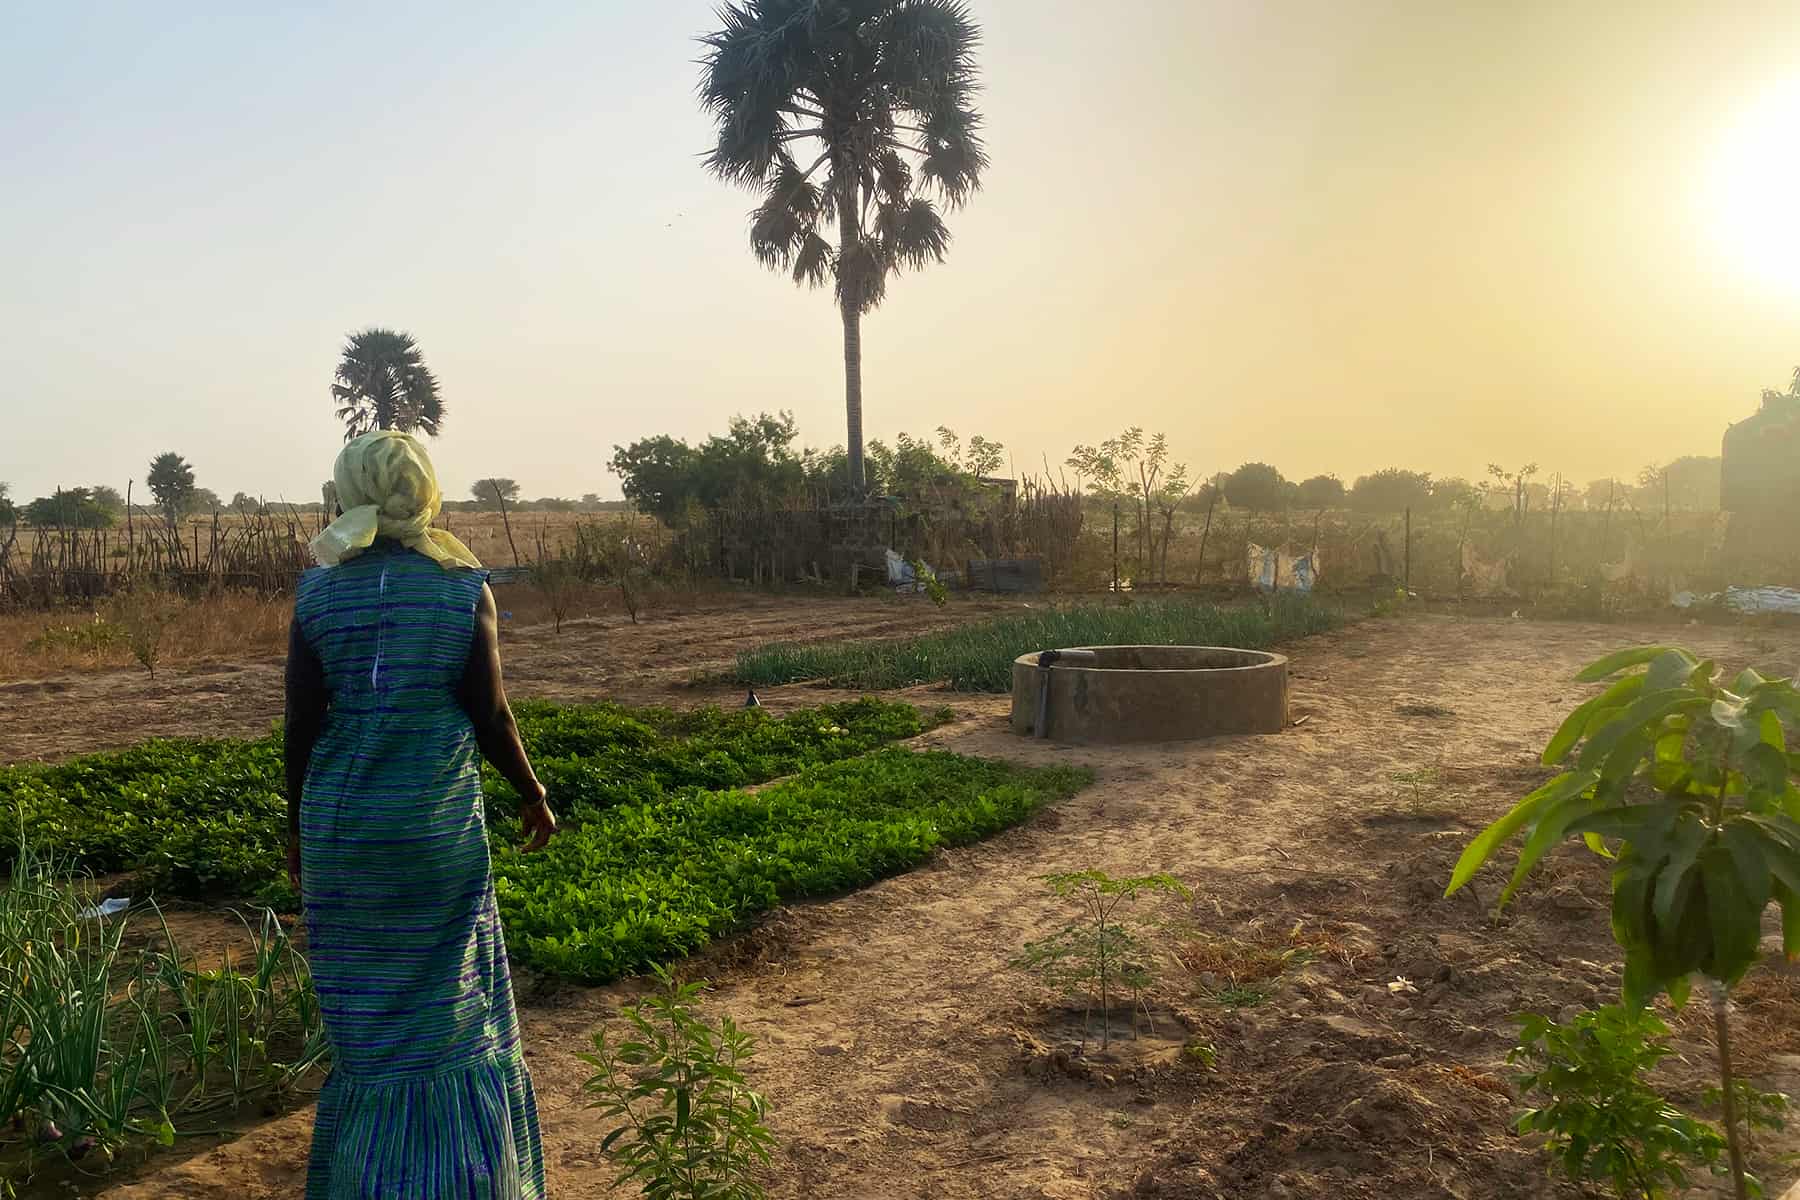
[493,749,1090,983]
[0,699,941,899]
[735,593,1346,692]
[2,698,1086,985]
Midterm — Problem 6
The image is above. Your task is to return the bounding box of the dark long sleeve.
[283,609,328,842]
[456,583,545,808]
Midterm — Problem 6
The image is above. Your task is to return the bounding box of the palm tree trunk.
[838,182,866,495]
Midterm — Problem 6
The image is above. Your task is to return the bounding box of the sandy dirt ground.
[15,612,1800,1198]
[0,591,1020,763]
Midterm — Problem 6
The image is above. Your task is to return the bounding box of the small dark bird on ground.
[745,689,762,708]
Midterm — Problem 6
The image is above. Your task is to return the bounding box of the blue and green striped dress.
[295,543,544,1200]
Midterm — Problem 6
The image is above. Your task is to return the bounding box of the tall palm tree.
[330,328,444,441]
[699,0,988,494]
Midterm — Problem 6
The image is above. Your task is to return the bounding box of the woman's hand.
[287,837,302,893]
[520,793,557,852]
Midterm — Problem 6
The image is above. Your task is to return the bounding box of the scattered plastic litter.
[79,897,130,920]
[1725,586,1800,615]
[884,548,939,594]
[1670,586,1800,615]
[1247,543,1317,593]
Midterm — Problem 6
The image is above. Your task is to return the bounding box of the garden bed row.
[733,593,1345,691]
[0,698,943,901]
[1,697,1088,983]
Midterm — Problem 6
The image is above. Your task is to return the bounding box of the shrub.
[1510,1005,1725,1199]
[532,553,581,635]
[108,585,181,678]
[1450,646,1800,1199]
[1012,870,1189,1050]
[582,967,773,1199]
[25,615,124,658]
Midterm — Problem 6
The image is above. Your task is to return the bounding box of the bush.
[1012,870,1190,1050]
[735,594,1345,692]
[25,615,125,658]
[582,967,773,1199]
[1511,1005,1726,1198]
[109,585,181,678]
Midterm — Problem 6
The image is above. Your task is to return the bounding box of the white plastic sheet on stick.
[1247,543,1319,593]
[1669,585,1800,615]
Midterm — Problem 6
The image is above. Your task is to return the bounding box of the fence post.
[1111,503,1120,594]
[1194,491,1217,587]
[492,485,522,568]
[1403,507,1412,595]
[1548,474,1562,597]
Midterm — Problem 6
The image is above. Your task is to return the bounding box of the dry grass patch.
[1174,919,1353,1004]
[0,593,291,680]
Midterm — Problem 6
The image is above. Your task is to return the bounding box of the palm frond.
[870,0,982,102]
[875,149,912,204]
[698,1,820,184]
[916,103,986,205]
[886,197,950,269]
[749,153,829,267]
[792,230,835,287]
[835,238,888,314]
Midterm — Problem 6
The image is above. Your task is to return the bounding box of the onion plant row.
[735,594,1345,692]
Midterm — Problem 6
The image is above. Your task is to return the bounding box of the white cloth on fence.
[1726,586,1800,614]
[1247,543,1318,592]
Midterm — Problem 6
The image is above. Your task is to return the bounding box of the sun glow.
[1706,75,1800,293]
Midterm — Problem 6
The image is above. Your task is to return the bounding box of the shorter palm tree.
[147,452,196,527]
[331,329,444,441]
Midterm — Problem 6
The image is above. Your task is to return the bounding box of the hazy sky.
[6,1,1800,504]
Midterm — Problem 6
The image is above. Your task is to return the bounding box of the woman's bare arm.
[457,583,555,850]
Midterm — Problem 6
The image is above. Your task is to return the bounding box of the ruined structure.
[1721,388,1800,572]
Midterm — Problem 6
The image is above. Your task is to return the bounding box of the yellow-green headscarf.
[309,431,482,570]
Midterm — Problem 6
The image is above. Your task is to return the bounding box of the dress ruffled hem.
[305,1051,544,1200]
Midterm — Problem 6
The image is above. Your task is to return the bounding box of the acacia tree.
[472,478,522,509]
[1067,430,1185,581]
[1349,468,1433,513]
[1295,475,1346,509]
[934,427,1005,479]
[1068,429,1140,568]
[1487,462,1539,525]
[1222,462,1288,512]
[699,0,989,494]
[331,328,443,441]
[89,485,124,519]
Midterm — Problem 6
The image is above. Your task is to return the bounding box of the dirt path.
[0,593,1020,764]
[85,615,1800,1200]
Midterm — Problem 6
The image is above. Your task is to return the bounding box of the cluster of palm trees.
[334,1,988,498]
